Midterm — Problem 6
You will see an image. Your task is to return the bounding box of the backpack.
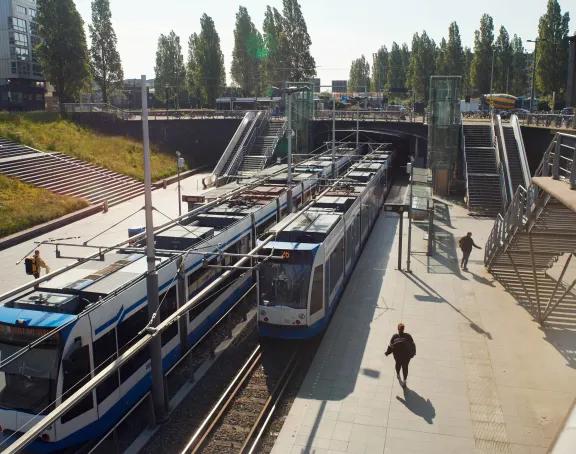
[25,257,37,275]
[392,335,416,358]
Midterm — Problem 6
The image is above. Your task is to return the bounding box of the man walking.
[385,323,416,388]
[459,232,482,271]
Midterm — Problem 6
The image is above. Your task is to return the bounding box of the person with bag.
[385,323,416,388]
[25,250,49,279]
[459,232,481,271]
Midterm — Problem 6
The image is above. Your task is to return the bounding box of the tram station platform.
[271,199,576,454]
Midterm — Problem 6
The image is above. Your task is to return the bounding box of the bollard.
[103,199,109,213]
[163,180,167,189]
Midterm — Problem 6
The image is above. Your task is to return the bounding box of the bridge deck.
[271,199,576,454]
[532,177,576,213]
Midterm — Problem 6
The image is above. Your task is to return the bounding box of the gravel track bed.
[140,322,258,454]
[257,335,324,453]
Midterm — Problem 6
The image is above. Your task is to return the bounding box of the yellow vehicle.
[484,93,517,110]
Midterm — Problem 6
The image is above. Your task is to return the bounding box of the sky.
[74,0,575,87]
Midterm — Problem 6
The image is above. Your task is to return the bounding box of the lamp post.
[527,39,543,113]
[406,156,414,273]
[332,96,336,178]
[176,151,184,216]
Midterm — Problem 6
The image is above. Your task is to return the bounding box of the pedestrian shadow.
[396,388,436,424]
[468,271,496,287]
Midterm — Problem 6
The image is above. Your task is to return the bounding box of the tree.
[536,0,570,95]
[154,31,186,108]
[89,0,123,104]
[406,33,419,92]
[463,47,474,96]
[261,6,286,91]
[281,0,316,81]
[435,38,447,75]
[186,33,199,107]
[372,46,388,91]
[494,26,513,92]
[445,22,465,77]
[510,35,528,96]
[231,6,262,96]
[409,31,436,101]
[401,43,410,81]
[349,55,370,93]
[193,14,226,107]
[387,42,405,89]
[36,0,92,102]
[471,14,495,94]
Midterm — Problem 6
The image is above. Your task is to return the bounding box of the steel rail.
[180,346,262,454]
[241,352,299,454]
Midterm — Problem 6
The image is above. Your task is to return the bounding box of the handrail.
[223,111,262,179]
[495,115,514,207]
[510,114,532,188]
[207,111,255,187]
[61,103,132,120]
[491,117,508,211]
[263,120,287,160]
[461,115,470,208]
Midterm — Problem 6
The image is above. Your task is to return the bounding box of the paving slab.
[271,199,576,454]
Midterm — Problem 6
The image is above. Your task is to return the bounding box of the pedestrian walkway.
[271,199,576,454]
[0,172,210,294]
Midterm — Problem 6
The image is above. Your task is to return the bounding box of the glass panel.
[260,250,313,309]
[0,343,59,413]
[309,265,323,315]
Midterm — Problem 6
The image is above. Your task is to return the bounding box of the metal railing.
[517,113,576,130]
[460,115,470,207]
[222,111,263,178]
[262,120,287,160]
[484,132,576,268]
[491,117,508,211]
[314,110,426,123]
[510,114,532,188]
[61,103,133,120]
[495,115,513,208]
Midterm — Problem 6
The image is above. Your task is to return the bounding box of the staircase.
[0,138,144,206]
[220,118,255,175]
[484,132,576,323]
[462,124,503,215]
[238,119,286,174]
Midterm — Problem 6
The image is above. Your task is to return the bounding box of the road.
[0,172,211,295]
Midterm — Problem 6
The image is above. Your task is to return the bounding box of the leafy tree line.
[36,0,123,103]
[155,0,315,108]
[349,0,571,103]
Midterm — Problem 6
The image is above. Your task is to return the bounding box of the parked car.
[561,107,573,116]
[385,105,407,112]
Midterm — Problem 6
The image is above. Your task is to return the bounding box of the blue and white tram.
[257,149,395,339]
[0,170,333,452]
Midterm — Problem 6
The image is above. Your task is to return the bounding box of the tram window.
[329,240,344,295]
[93,329,119,403]
[310,265,324,315]
[346,225,355,261]
[160,286,178,346]
[61,345,93,423]
[118,307,150,383]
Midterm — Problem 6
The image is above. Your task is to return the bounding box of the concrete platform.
[271,199,576,454]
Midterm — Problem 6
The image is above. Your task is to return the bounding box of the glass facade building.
[0,0,46,111]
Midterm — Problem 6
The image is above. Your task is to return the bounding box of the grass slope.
[0,112,182,181]
[0,174,89,238]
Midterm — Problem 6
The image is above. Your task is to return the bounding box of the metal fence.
[515,113,576,130]
[314,110,426,123]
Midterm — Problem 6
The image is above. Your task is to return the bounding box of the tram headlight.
[299,313,305,320]
[260,310,266,316]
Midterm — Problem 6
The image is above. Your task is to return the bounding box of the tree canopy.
[154,31,186,108]
[536,0,570,95]
[280,0,316,81]
[231,6,262,96]
[36,0,92,102]
[348,55,370,93]
[89,0,123,103]
[471,14,495,95]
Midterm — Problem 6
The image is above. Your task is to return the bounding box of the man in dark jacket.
[459,232,481,271]
[385,323,416,388]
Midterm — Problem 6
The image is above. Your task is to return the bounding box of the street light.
[489,47,495,118]
[272,85,311,213]
[175,151,184,216]
[527,39,545,113]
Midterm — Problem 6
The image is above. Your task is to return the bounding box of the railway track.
[181,343,299,454]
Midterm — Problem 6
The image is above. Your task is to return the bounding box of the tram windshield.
[0,341,60,414]
[260,250,313,309]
